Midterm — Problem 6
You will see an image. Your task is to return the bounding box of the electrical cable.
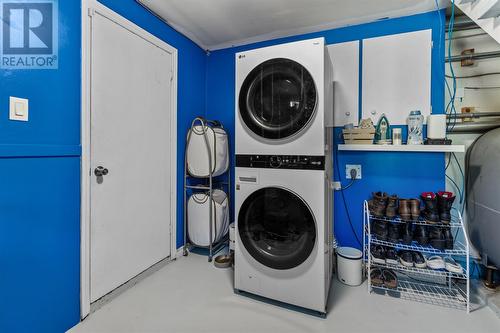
[445,0,458,133]
[334,143,362,248]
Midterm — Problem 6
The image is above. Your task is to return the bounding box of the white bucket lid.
[337,247,362,260]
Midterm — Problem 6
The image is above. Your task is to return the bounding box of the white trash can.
[337,247,363,286]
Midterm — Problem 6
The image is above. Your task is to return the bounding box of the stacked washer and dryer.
[234,38,335,316]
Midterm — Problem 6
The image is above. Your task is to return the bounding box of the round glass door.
[239,58,317,140]
[238,187,316,270]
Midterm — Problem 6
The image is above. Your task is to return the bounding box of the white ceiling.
[137,0,449,51]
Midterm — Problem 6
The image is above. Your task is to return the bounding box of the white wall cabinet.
[328,41,360,127]
[361,29,432,125]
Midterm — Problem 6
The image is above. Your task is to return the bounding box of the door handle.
[94,166,109,177]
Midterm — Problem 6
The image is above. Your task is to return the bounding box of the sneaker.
[385,248,399,265]
[371,245,386,264]
[412,252,426,268]
[399,251,414,267]
[444,257,464,274]
[382,269,398,289]
[426,255,445,270]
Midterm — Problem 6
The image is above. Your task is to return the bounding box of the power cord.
[334,145,362,248]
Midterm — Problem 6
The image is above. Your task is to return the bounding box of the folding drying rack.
[363,200,470,312]
[183,117,230,262]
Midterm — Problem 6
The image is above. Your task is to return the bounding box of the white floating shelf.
[338,144,465,153]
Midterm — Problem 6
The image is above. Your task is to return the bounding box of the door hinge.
[170,71,174,82]
[88,8,95,17]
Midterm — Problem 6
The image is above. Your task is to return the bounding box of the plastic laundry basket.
[186,124,229,178]
[337,247,363,286]
[187,189,229,247]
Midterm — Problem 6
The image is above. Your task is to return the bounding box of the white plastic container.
[337,247,363,286]
[187,189,229,247]
[187,125,229,178]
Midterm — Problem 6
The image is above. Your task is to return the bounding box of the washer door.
[238,187,316,270]
[239,58,317,140]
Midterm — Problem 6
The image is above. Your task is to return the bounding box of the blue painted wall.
[0,0,206,332]
[205,10,447,249]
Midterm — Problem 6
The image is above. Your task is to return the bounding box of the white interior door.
[89,8,176,302]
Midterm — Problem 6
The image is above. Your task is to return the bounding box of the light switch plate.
[9,96,29,121]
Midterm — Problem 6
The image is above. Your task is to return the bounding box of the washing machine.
[236,37,333,156]
[234,150,334,315]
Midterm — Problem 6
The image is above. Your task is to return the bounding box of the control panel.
[236,155,325,170]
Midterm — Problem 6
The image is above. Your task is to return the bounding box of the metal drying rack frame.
[183,117,231,262]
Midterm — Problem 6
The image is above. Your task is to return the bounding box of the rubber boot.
[401,221,413,245]
[421,192,440,224]
[437,191,456,224]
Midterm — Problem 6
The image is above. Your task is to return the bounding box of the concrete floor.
[69,253,499,333]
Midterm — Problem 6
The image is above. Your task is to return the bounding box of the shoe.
[444,257,464,274]
[413,252,426,268]
[426,255,445,270]
[437,191,456,224]
[413,225,429,245]
[398,199,411,221]
[385,248,399,265]
[372,219,388,241]
[387,223,401,243]
[371,245,386,264]
[386,195,399,218]
[382,269,398,289]
[429,227,446,251]
[371,192,388,217]
[410,199,421,220]
[421,192,440,224]
[443,227,454,250]
[399,251,414,267]
[371,268,384,286]
[401,221,413,245]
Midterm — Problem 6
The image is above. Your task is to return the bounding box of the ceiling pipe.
[447,121,500,133]
[447,112,500,119]
[445,50,500,63]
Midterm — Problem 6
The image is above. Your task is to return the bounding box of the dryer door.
[238,187,316,270]
[239,58,317,140]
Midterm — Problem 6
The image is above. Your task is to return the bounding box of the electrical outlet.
[346,165,362,180]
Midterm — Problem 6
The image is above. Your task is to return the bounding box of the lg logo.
[1,0,58,69]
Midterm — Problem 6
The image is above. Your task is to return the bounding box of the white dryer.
[234,152,333,316]
[235,37,333,156]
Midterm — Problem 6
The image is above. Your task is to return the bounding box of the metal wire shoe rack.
[363,200,470,312]
[183,117,230,262]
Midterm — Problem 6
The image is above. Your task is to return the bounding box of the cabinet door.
[328,41,360,127]
[362,30,432,125]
